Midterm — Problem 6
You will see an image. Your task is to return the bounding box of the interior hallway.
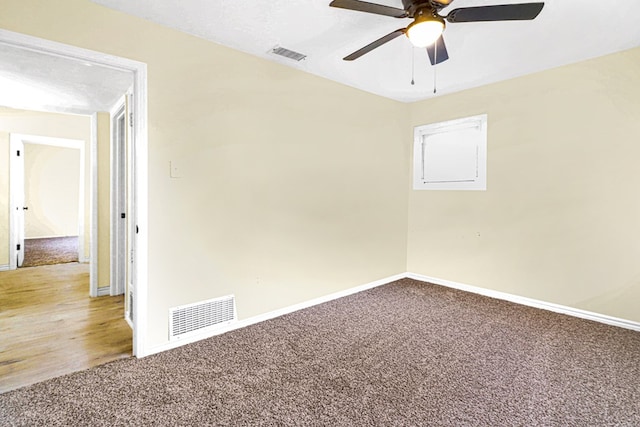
[0,262,131,393]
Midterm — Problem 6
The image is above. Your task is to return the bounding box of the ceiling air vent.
[271,46,307,62]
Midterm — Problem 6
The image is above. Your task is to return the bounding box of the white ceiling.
[89,0,640,103]
[0,42,133,114]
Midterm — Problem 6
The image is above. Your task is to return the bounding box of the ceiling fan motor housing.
[402,0,453,18]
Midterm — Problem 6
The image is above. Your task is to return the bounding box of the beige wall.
[142,17,409,348]
[0,0,409,349]
[97,112,110,289]
[23,143,80,238]
[407,47,640,323]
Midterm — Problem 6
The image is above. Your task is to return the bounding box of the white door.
[126,92,136,324]
[9,136,25,268]
[111,102,127,296]
[110,91,136,326]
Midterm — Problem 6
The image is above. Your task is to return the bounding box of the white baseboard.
[0,264,10,272]
[406,272,640,332]
[143,271,640,357]
[97,286,110,297]
[145,272,407,356]
[25,235,78,239]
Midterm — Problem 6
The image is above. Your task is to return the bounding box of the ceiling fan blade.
[343,29,406,61]
[446,3,544,23]
[425,35,449,66]
[330,0,408,18]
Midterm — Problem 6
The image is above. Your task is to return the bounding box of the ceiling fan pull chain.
[411,47,415,85]
[433,40,438,94]
[433,65,437,94]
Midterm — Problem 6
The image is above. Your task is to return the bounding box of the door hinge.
[16,150,20,156]
[17,244,21,251]
[121,213,126,219]
[129,112,134,127]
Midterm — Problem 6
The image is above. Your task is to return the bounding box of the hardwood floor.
[0,263,132,393]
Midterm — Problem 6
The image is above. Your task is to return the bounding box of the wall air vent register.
[169,295,237,340]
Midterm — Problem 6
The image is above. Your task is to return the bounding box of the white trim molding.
[406,272,640,332]
[146,273,407,356]
[0,265,10,272]
[89,113,99,297]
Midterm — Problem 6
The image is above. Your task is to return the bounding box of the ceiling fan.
[330,0,544,65]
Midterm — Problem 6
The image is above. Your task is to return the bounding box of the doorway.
[0,29,148,358]
[9,134,85,269]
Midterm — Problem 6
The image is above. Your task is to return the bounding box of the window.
[413,114,487,191]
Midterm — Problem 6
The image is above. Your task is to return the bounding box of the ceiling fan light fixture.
[406,14,445,48]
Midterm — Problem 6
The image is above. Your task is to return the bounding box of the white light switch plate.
[170,161,182,178]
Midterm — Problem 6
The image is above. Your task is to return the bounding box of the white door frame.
[8,134,85,269]
[109,94,127,297]
[0,29,149,358]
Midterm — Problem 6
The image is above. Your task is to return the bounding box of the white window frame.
[413,114,487,191]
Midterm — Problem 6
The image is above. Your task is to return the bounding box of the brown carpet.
[22,236,79,268]
[1,278,639,426]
